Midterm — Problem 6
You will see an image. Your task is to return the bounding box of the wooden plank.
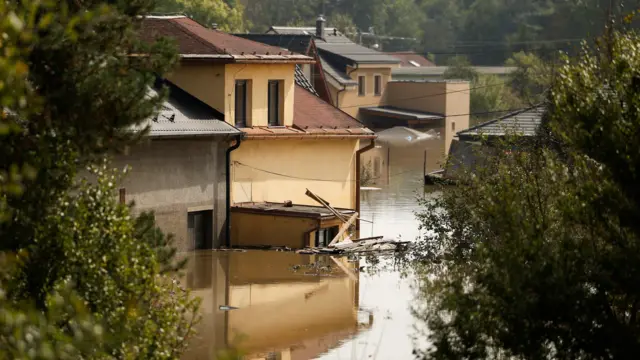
[328,212,359,247]
[305,189,349,222]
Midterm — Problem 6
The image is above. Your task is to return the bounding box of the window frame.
[268,80,283,127]
[234,80,248,128]
[374,74,382,96]
[358,75,366,97]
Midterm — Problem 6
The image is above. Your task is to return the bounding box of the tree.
[506,51,552,105]
[1,0,199,358]
[155,0,246,32]
[413,29,640,359]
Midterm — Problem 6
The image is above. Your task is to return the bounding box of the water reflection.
[184,143,435,360]
[182,251,367,360]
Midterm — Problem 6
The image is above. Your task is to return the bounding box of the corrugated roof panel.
[457,106,545,138]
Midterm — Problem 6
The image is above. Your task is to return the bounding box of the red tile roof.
[141,16,313,63]
[387,52,435,67]
[239,86,374,139]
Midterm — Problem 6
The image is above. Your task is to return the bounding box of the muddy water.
[183,144,433,360]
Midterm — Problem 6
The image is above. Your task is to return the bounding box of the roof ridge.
[169,18,225,54]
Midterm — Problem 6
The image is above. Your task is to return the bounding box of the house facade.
[141,16,376,249]
[113,81,242,252]
[257,17,471,174]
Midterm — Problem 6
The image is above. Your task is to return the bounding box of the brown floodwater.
[182,143,435,360]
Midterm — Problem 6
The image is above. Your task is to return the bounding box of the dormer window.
[268,80,283,126]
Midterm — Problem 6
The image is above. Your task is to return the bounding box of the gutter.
[243,134,376,140]
[225,135,242,247]
[355,139,376,230]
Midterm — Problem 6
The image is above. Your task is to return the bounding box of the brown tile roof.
[141,16,313,63]
[387,52,435,67]
[239,85,374,139]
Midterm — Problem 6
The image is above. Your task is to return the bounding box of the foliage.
[155,0,246,32]
[506,51,552,105]
[443,56,479,82]
[0,0,199,358]
[412,30,640,359]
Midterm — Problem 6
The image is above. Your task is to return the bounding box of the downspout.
[225,135,242,247]
[355,139,375,230]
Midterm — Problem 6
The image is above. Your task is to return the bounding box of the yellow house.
[142,16,376,248]
[262,17,471,173]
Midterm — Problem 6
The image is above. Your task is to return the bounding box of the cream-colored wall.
[328,66,393,118]
[169,62,296,127]
[230,212,317,248]
[111,139,228,252]
[384,81,470,155]
[168,63,226,112]
[232,139,358,209]
[225,63,295,127]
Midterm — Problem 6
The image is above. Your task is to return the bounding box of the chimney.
[316,15,326,39]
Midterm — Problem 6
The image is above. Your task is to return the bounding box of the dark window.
[268,80,281,126]
[358,76,366,96]
[374,75,382,96]
[235,80,247,127]
[188,210,213,250]
[316,226,339,247]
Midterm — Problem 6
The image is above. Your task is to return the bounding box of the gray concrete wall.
[112,138,229,252]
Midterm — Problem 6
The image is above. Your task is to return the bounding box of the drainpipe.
[225,135,242,247]
[355,139,375,230]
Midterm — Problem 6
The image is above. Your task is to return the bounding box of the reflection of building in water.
[362,127,444,186]
[182,251,364,360]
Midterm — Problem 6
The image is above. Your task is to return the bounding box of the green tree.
[155,0,246,32]
[0,0,199,358]
[413,29,640,359]
[506,51,552,105]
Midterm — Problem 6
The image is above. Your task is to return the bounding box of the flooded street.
[183,145,434,360]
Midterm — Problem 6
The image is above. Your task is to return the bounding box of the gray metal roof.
[319,55,357,85]
[266,26,352,43]
[316,42,401,64]
[393,66,517,77]
[294,65,319,96]
[457,106,545,139]
[138,81,241,138]
[360,106,444,121]
[233,33,312,55]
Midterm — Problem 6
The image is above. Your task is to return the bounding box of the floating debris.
[296,237,410,255]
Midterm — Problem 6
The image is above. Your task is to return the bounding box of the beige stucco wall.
[168,63,226,112]
[169,62,296,127]
[327,66,393,118]
[231,139,359,209]
[384,80,470,155]
[111,139,228,252]
[230,212,318,248]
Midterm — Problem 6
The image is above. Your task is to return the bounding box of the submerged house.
[251,16,471,173]
[446,106,545,179]
[141,16,376,249]
[113,80,243,252]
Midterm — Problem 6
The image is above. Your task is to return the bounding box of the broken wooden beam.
[328,212,359,247]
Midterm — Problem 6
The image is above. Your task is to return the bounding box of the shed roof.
[457,106,545,139]
[360,106,444,121]
[387,52,435,67]
[232,202,355,219]
[139,80,241,138]
[141,16,313,63]
[315,42,401,64]
[266,26,353,43]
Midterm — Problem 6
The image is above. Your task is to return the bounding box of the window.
[451,121,456,132]
[316,226,339,247]
[374,75,382,96]
[373,157,381,177]
[268,80,282,126]
[235,80,247,127]
[358,75,366,96]
[188,210,213,250]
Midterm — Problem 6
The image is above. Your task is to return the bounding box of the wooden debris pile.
[296,236,410,255]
